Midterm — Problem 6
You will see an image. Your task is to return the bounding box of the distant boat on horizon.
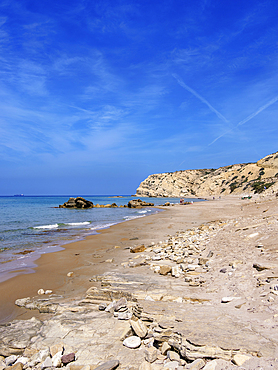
[14,194,24,197]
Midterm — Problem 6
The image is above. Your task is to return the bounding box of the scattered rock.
[61,352,75,365]
[161,342,171,355]
[186,358,205,370]
[123,336,141,349]
[130,245,146,253]
[94,359,120,370]
[232,353,251,366]
[145,346,158,363]
[139,361,152,370]
[130,319,148,338]
[5,355,18,366]
[159,265,172,275]
[167,351,180,362]
[9,363,23,370]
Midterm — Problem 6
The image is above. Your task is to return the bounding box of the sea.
[0,195,201,283]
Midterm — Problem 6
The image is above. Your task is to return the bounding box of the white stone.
[123,336,141,349]
[15,357,29,366]
[52,350,63,367]
[45,290,53,295]
[233,354,252,366]
[145,295,155,301]
[67,272,73,277]
[5,355,18,366]
[41,356,52,369]
[37,289,45,295]
[202,360,217,370]
[186,358,205,370]
[164,360,180,370]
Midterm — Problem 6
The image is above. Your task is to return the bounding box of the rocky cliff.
[136,152,278,197]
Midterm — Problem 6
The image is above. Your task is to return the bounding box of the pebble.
[163,360,180,370]
[167,351,180,362]
[94,359,120,370]
[186,358,205,370]
[52,350,63,367]
[5,355,18,366]
[161,342,171,355]
[61,352,75,365]
[130,319,148,338]
[41,356,52,369]
[37,289,45,295]
[139,361,152,370]
[123,336,141,348]
[233,353,252,366]
[144,346,158,363]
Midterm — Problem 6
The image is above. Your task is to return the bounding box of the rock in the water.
[94,359,120,370]
[59,197,94,209]
[130,319,148,338]
[123,336,141,349]
[61,352,75,365]
[128,199,154,208]
[145,346,158,363]
[37,289,45,295]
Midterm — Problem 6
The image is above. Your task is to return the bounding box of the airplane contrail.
[209,95,278,145]
[173,74,228,123]
[237,95,278,126]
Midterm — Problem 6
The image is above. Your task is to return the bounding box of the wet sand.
[0,196,250,324]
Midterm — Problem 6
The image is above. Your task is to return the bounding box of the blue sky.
[1,0,278,195]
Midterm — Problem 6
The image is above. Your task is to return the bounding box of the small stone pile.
[126,222,224,287]
[94,296,273,370]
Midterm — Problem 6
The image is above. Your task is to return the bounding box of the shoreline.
[2,194,278,368]
[0,198,212,324]
[0,196,236,324]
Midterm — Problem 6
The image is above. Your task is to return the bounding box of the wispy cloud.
[209,95,278,145]
[173,74,228,123]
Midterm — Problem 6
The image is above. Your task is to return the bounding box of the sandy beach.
[1,194,278,369]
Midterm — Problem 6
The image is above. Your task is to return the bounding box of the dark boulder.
[128,199,154,208]
[59,197,94,209]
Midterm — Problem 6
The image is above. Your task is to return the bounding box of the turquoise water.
[0,195,200,282]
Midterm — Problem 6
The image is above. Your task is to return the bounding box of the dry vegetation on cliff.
[136,152,278,198]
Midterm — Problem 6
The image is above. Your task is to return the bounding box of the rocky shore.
[1,195,278,369]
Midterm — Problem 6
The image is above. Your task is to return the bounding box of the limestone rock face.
[136,151,278,197]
